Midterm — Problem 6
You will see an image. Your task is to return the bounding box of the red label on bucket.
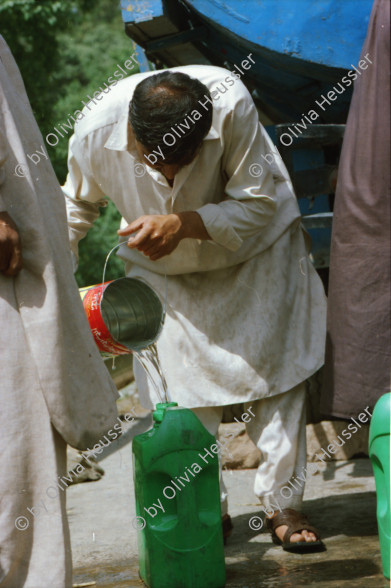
[80,282,131,356]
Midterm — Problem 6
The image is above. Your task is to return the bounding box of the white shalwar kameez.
[63,65,327,512]
[0,37,118,588]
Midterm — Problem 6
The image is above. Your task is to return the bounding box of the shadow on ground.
[70,414,385,588]
[73,489,385,587]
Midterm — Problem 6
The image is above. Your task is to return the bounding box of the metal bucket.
[80,277,164,355]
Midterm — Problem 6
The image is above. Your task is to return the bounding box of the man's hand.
[117,212,210,261]
[0,212,22,276]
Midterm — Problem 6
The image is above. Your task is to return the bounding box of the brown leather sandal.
[222,513,233,544]
[266,508,324,553]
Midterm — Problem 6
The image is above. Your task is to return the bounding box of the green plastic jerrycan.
[132,402,226,588]
[369,392,390,580]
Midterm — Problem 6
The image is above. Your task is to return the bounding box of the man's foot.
[266,508,324,552]
[271,514,317,544]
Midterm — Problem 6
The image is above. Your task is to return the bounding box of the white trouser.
[192,382,307,516]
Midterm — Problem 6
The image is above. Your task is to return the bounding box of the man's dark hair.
[129,71,213,165]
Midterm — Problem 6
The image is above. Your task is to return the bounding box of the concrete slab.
[69,414,386,588]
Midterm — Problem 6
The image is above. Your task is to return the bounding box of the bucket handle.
[101,242,168,319]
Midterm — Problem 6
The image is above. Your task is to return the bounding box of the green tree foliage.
[51,0,136,182]
[0,0,92,133]
[76,199,125,287]
[53,0,137,287]
[1,0,140,287]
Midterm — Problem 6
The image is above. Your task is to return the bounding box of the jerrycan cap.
[153,402,178,424]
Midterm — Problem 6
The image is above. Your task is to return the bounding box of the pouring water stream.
[103,243,171,405]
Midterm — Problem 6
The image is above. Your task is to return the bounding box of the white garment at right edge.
[192,383,307,515]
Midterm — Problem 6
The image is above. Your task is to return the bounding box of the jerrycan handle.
[153,402,179,425]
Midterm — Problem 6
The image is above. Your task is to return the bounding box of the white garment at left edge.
[0,36,118,448]
[0,36,118,588]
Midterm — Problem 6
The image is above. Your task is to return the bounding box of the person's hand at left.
[0,211,23,276]
[117,212,210,261]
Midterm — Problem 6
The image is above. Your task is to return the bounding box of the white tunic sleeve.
[62,133,108,263]
[196,88,278,251]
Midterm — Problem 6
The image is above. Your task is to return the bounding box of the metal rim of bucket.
[100,277,164,353]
